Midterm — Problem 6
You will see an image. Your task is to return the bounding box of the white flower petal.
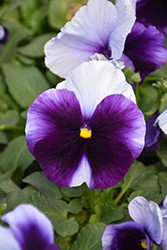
[70,154,92,187]
[0,226,21,250]
[128,196,163,244]
[57,61,136,119]
[44,0,117,78]
[155,107,167,135]
[109,0,136,60]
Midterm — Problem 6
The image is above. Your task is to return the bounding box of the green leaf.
[68,198,86,213]
[2,64,49,108]
[0,110,19,126]
[0,135,34,173]
[23,172,62,199]
[4,188,36,213]
[28,192,79,237]
[71,223,106,250]
[48,0,70,29]
[0,21,29,62]
[92,202,123,224]
[0,0,27,17]
[157,140,167,167]
[0,179,20,194]
[17,33,56,58]
[0,110,19,144]
[60,186,83,198]
[128,191,164,205]
[159,172,167,194]
[20,0,38,23]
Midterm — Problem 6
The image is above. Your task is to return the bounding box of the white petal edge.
[57,61,136,119]
[70,154,92,187]
[109,0,136,60]
[155,108,167,135]
[128,196,163,244]
[0,226,21,250]
[2,204,54,246]
[102,225,114,250]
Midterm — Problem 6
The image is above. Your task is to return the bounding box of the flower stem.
[88,189,94,216]
[134,82,139,105]
[152,244,158,250]
[114,188,127,205]
[0,125,24,131]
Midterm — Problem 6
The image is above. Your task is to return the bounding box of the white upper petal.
[57,61,136,119]
[44,0,117,78]
[155,107,167,135]
[109,0,136,59]
[0,226,21,250]
[128,196,163,244]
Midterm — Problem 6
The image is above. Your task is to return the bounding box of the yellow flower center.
[141,240,147,249]
[80,125,92,138]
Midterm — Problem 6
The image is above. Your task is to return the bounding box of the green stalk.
[134,82,139,105]
[88,189,94,216]
[114,188,127,205]
[0,125,24,131]
[152,244,158,250]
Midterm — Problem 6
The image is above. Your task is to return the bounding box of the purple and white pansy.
[44,0,137,78]
[26,61,146,189]
[102,196,167,250]
[0,25,8,44]
[0,204,60,250]
[44,0,167,82]
[122,22,167,81]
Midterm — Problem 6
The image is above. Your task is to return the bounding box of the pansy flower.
[102,196,167,249]
[26,61,146,189]
[155,108,167,136]
[0,204,60,250]
[136,0,167,35]
[0,25,8,44]
[44,0,167,83]
[44,0,136,78]
[122,22,167,81]
[145,108,167,151]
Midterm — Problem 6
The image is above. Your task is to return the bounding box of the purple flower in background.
[136,0,167,34]
[102,196,167,249]
[102,221,152,250]
[145,108,167,151]
[0,25,8,44]
[0,204,60,250]
[155,108,167,136]
[26,61,146,189]
[145,111,161,151]
[122,22,167,81]
[44,0,136,78]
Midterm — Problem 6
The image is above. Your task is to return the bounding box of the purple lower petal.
[89,94,145,159]
[160,218,167,249]
[145,112,160,148]
[26,88,83,155]
[32,93,145,189]
[2,204,54,250]
[44,244,60,250]
[102,221,151,250]
[136,0,167,34]
[124,22,167,80]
